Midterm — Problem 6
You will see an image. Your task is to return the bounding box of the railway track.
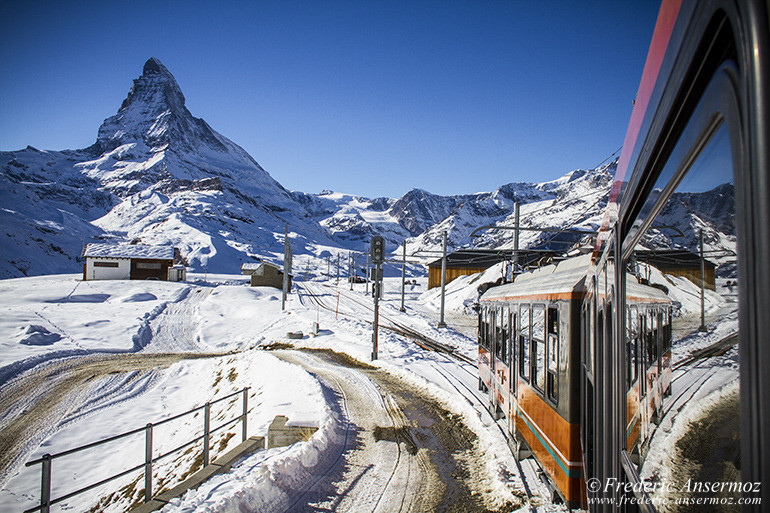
[296,282,536,508]
[298,282,475,365]
[673,332,739,370]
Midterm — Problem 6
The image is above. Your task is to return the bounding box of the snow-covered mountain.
[0,58,737,279]
[1,58,334,277]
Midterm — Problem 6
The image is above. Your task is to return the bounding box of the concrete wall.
[85,257,131,280]
[266,415,318,449]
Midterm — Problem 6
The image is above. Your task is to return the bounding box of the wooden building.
[82,243,181,281]
[633,249,717,290]
[240,262,261,275]
[249,262,291,289]
[426,249,561,289]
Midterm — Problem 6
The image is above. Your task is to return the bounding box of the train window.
[628,307,639,387]
[498,306,508,363]
[478,310,484,348]
[546,306,558,403]
[645,310,657,366]
[519,304,530,382]
[509,310,516,367]
[582,302,592,378]
[486,309,493,351]
[533,304,546,392]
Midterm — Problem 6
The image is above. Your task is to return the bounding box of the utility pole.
[437,231,447,328]
[349,252,354,291]
[336,253,340,285]
[282,224,290,311]
[400,240,406,312]
[699,229,707,332]
[513,202,520,279]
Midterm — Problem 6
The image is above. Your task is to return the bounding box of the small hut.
[250,262,291,289]
[633,249,717,290]
[82,243,180,281]
[426,249,560,289]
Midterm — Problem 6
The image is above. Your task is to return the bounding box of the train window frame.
[510,309,516,393]
[625,306,637,390]
[546,305,558,404]
[532,303,546,393]
[519,304,531,383]
[480,308,487,350]
[497,305,510,365]
[486,308,493,351]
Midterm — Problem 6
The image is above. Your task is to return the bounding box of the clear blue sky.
[0,0,660,198]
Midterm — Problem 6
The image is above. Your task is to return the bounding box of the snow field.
[0,275,191,377]
[0,350,329,512]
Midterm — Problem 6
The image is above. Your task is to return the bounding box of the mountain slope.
[0,58,738,280]
[1,58,334,277]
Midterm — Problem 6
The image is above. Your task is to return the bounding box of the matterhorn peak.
[94,58,208,154]
[116,57,186,113]
[142,57,170,76]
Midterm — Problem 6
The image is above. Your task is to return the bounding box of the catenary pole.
[400,240,406,312]
[282,224,289,310]
[513,202,520,279]
[438,231,447,328]
[699,229,707,331]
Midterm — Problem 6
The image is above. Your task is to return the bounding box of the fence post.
[203,403,210,467]
[144,423,153,503]
[41,453,51,513]
[242,388,248,442]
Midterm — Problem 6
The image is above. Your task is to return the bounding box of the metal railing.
[24,387,250,513]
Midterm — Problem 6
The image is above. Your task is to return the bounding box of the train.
[478,254,672,508]
[477,0,769,510]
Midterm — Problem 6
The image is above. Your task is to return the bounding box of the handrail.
[23,387,250,513]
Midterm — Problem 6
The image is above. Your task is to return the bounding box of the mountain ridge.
[0,58,737,279]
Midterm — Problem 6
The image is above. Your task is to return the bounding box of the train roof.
[480,253,670,304]
[481,254,591,301]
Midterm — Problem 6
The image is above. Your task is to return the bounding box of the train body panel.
[478,255,672,508]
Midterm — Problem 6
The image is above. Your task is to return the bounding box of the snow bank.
[420,261,506,315]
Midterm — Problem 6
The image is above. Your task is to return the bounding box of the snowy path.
[142,286,212,352]
[271,349,496,512]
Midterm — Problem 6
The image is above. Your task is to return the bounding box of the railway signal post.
[370,235,385,360]
[437,231,447,328]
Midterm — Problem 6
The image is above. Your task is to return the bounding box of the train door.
[508,306,517,436]
[580,289,595,495]
[488,306,497,412]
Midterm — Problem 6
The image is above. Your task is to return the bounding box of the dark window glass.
[519,305,530,382]
[93,261,119,268]
[546,306,558,403]
[533,304,546,392]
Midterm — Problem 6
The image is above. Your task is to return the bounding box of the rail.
[23,387,250,513]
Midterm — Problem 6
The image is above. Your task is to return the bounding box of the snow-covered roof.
[241,262,262,271]
[83,243,175,260]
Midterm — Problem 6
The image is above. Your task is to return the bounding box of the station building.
[82,243,184,281]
